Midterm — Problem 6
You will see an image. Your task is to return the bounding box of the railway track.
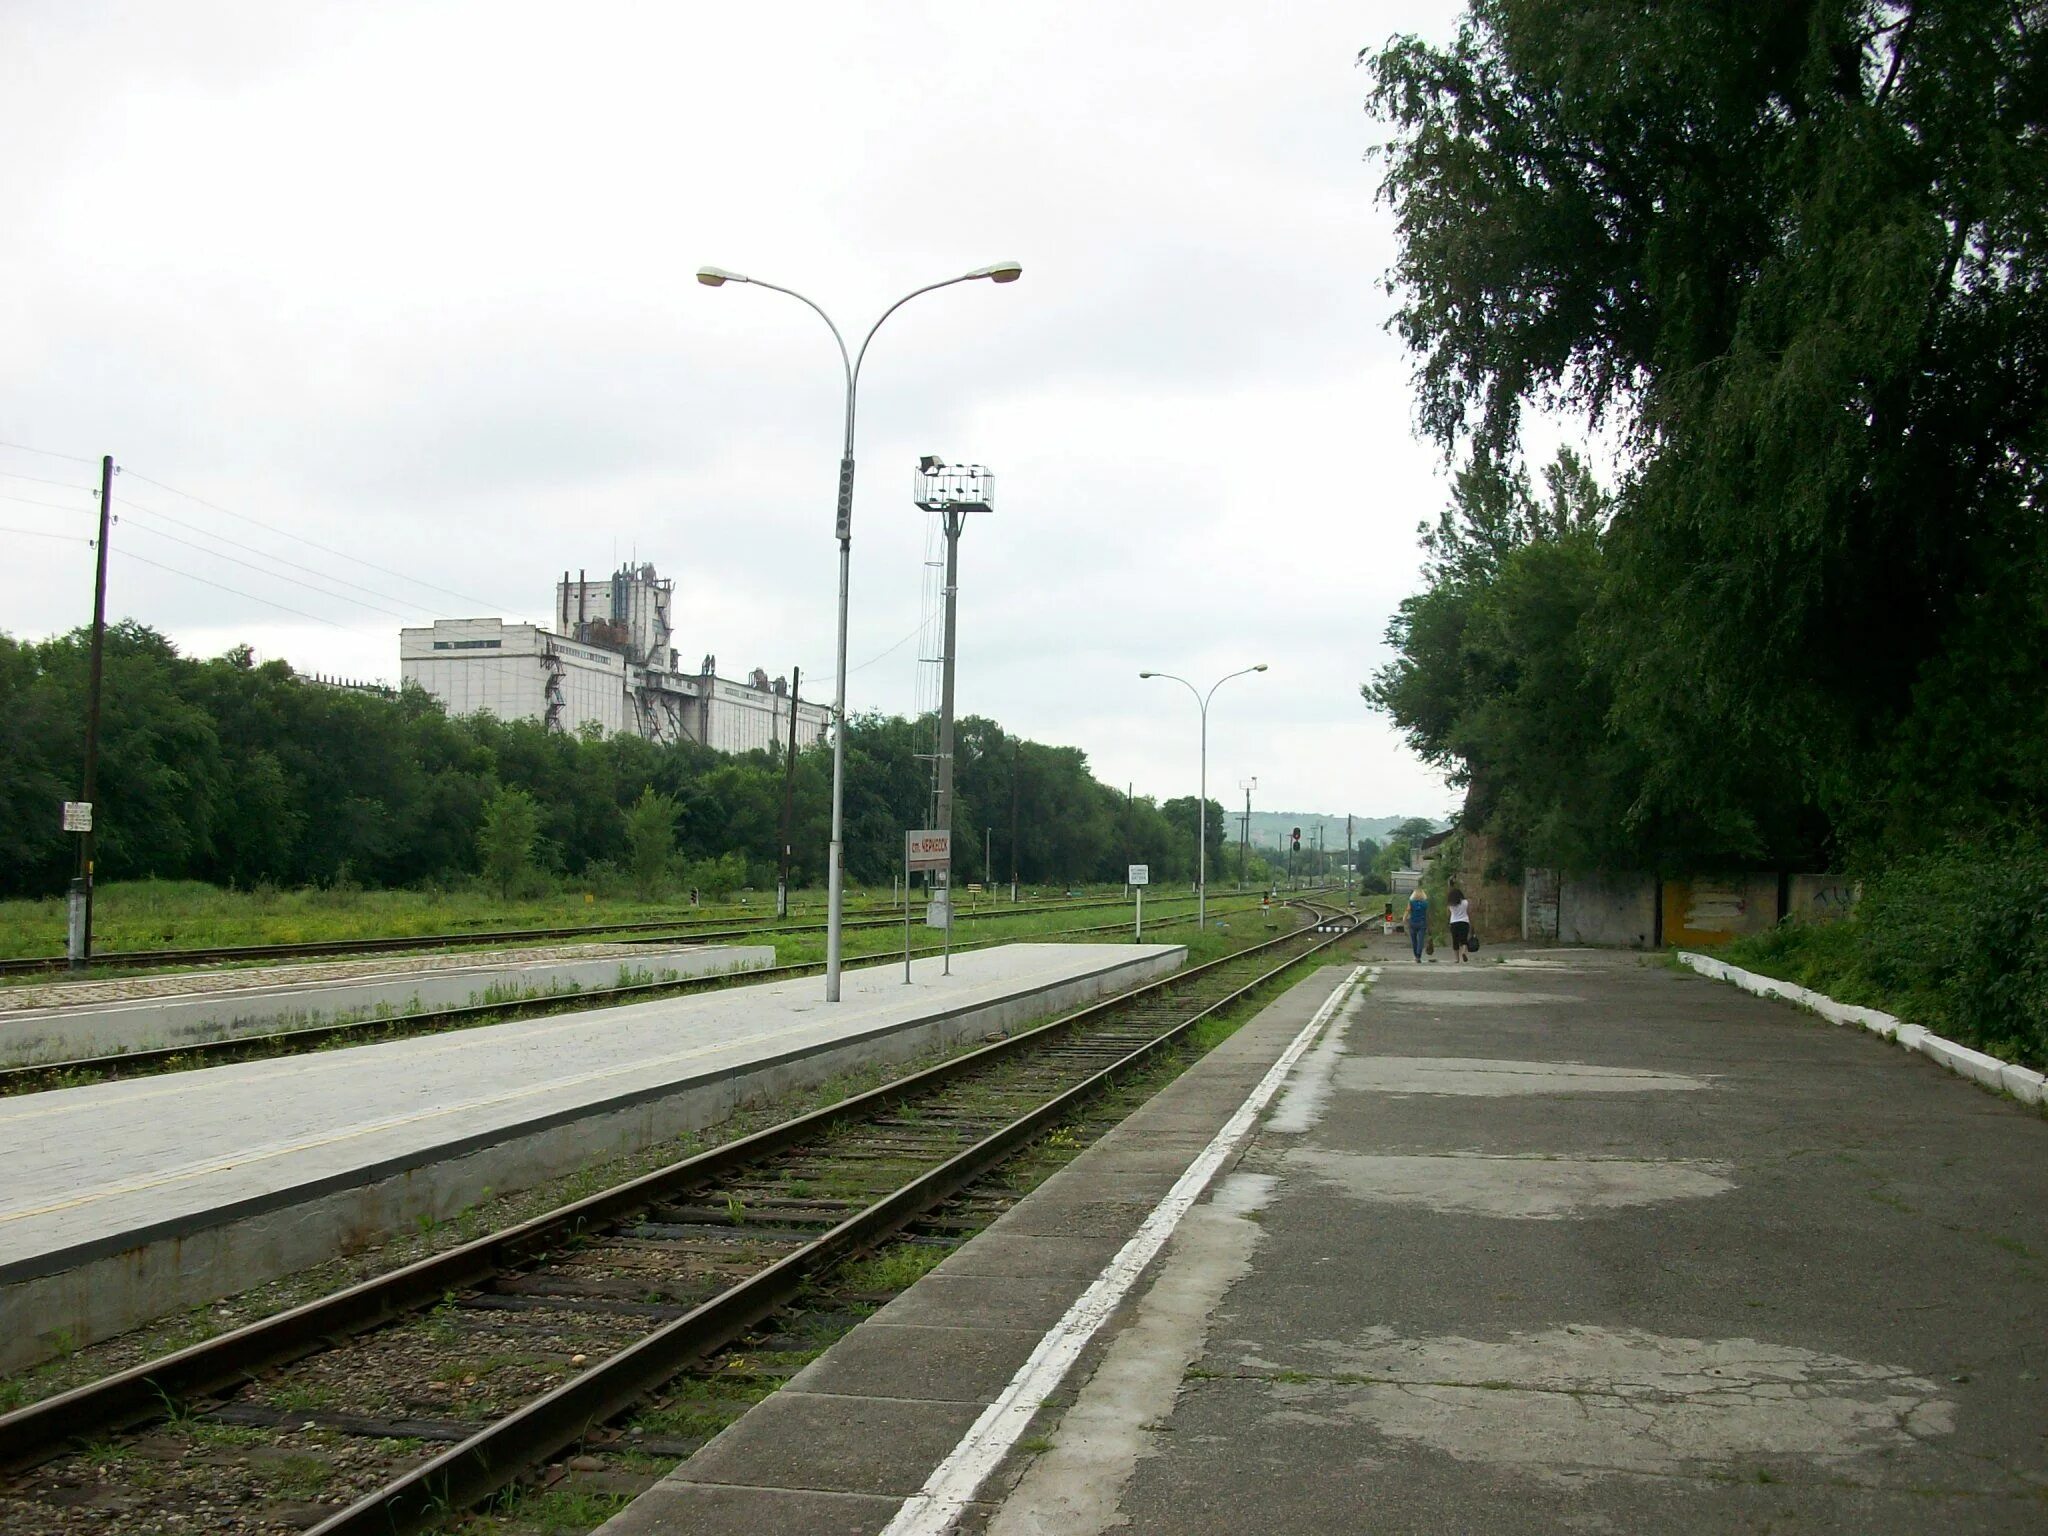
[0,887,1203,977]
[0,901,1359,1535]
[0,894,1285,1096]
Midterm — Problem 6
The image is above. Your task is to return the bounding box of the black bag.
[1467,931,1482,952]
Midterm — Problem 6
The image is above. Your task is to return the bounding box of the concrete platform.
[0,944,775,1066]
[603,934,2048,1535]
[0,941,1183,1371]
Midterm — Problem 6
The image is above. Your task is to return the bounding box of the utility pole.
[777,665,801,919]
[915,460,992,933]
[1239,776,1256,888]
[1346,812,1354,902]
[69,454,115,970]
[1009,733,1020,902]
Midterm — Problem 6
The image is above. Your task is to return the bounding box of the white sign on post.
[62,801,93,833]
[906,829,951,871]
[1128,864,1149,886]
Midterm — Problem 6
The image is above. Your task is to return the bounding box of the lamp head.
[1253,663,1269,672]
[1138,671,1156,679]
[696,266,746,287]
[972,261,1024,284]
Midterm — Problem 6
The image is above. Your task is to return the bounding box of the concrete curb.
[1676,951,2045,1107]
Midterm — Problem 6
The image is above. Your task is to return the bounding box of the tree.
[623,787,677,897]
[1364,0,2047,868]
[476,786,542,895]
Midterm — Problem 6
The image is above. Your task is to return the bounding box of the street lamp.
[698,261,1023,1002]
[1138,664,1267,931]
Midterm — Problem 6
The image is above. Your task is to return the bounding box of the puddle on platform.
[1284,1150,1733,1218]
[1251,1324,1951,1485]
[1339,1056,1711,1097]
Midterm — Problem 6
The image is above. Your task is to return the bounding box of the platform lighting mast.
[914,458,994,934]
[1239,777,1256,888]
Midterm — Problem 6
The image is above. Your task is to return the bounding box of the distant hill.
[1236,811,1443,852]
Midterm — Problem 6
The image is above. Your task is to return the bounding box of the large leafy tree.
[0,624,1217,897]
[1366,0,2046,862]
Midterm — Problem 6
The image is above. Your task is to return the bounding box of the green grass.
[0,876,1277,968]
[833,1241,954,1294]
[1718,920,1874,1008]
[1717,917,2047,1073]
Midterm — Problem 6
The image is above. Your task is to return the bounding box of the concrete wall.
[1522,867,1849,947]
[1560,872,1659,948]
[1788,873,1859,924]
[1521,869,1658,947]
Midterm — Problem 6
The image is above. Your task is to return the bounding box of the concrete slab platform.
[0,944,774,1066]
[994,934,2048,1534]
[679,1391,987,1497]
[0,941,1183,1371]
[788,1322,1046,1402]
[606,1484,902,1536]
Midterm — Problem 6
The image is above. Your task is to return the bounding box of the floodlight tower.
[1239,776,1257,888]
[916,457,994,932]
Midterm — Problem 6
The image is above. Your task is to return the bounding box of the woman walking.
[1448,886,1472,963]
[1406,886,1429,963]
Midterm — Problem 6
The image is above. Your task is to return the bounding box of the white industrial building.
[399,563,831,754]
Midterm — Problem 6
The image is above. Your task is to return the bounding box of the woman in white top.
[1447,887,1472,962]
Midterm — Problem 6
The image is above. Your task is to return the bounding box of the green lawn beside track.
[0,878,1236,967]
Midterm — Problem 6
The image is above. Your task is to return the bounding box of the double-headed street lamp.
[1138,664,1267,931]
[696,261,1021,1003]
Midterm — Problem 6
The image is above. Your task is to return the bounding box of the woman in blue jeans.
[1407,888,1429,962]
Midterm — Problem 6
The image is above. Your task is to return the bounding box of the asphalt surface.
[988,939,2048,1534]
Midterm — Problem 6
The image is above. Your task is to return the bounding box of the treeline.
[1361,3,2046,1059]
[0,624,1245,897]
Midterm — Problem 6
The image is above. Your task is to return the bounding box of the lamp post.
[698,262,1022,1002]
[1138,664,1267,931]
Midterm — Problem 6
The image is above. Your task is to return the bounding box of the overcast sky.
[1,1,1470,822]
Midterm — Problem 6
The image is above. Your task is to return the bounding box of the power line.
[0,468,93,492]
[117,494,443,619]
[123,469,528,616]
[1,525,88,543]
[113,547,352,629]
[116,516,422,622]
[0,489,95,514]
[0,439,97,465]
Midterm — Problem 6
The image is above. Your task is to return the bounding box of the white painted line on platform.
[876,963,1375,1536]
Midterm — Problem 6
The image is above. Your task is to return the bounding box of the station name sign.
[905,829,952,872]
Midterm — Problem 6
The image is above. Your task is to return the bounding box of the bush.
[1858,833,2048,1071]
[1725,832,2048,1072]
